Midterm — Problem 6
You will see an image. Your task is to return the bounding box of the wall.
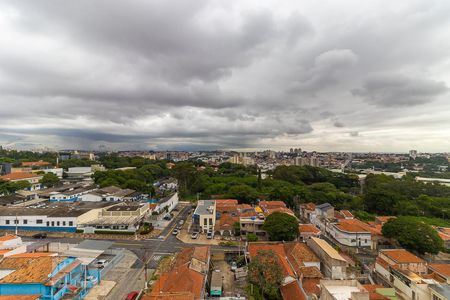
[330,226,372,248]
[0,214,78,232]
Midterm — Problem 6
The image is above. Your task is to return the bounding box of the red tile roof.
[259,201,287,209]
[0,296,40,300]
[280,280,307,300]
[265,207,296,217]
[21,161,50,167]
[248,243,295,278]
[146,247,209,300]
[335,219,382,235]
[0,172,41,181]
[429,264,450,278]
[363,285,389,300]
[302,278,321,296]
[215,199,238,206]
[302,202,316,211]
[375,216,396,224]
[299,224,320,234]
[381,249,425,264]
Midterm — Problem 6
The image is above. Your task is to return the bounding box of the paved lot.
[85,280,116,300]
[103,250,145,300]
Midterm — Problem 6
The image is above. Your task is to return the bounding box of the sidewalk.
[85,281,116,300]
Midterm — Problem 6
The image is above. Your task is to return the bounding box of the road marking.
[113,242,145,247]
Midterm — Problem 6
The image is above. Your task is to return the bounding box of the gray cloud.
[0,0,449,151]
[352,73,448,107]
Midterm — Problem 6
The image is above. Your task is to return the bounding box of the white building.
[192,200,216,233]
[0,172,43,191]
[155,193,179,213]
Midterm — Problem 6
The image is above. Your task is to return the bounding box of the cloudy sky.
[0,0,449,152]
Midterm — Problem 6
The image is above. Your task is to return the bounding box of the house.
[375,216,396,226]
[0,255,95,299]
[142,246,210,300]
[155,193,178,213]
[248,242,318,300]
[259,200,287,211]
[192,200,216,233]
[311,203,334,232]
[299,224,321,241]
[307,237,348,279]
[436,228,450,250]
[320,279,370,300]
[239,209,265,236]
[0,173,43,191]
[214,200,239,237]
[429,264,450,283]
[375,249,428,276]
[299,202,316,222]
[330,219,373,248]
[374,249,437,300]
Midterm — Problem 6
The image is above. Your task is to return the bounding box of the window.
[46,221,49,226]
[433,294,442,300]
[23,220,28,225]
[412,291,416,300]
[36,219,43,224]
[69,221,73,226]
[57,221,60,226]
[209,218,213,225]
[51,221,55,226]
[351,239,356,242]
[5,220,10,225]
[63,221,66,226]
[14,220,18,224]
[204,219,207,226]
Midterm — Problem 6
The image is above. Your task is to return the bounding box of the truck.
[210,269,223,297]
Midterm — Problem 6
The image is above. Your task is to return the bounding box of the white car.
[191,232,199,239]
[172,228,179,235]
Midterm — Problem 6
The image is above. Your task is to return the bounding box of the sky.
[0,0,449,152]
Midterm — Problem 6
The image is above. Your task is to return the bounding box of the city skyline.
[1,1,450,152]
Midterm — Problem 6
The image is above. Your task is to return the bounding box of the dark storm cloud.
[352,73,448,107]
[0,0,449,151]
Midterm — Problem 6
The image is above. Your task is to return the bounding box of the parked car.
[32,233,47,239]
[191,232,199,239]
[206,231,213,239]
[172,229,179,235]
[178,220,184,226]
[125,291,139,300]
[95,259,108,268]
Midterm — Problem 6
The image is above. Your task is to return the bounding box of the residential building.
[329,219,373,248]
[299,224,321,241]
[429,264,450,283]
[0,194,27,206]
[0,173,43,191]
[320,280,370,300]
[0,163,12,176]
[299,202,316,221]
[192,200,216,233]
[0,255,94,299]
[248,242,321,300]
[142,246,210,300]
[307,237,348,279]
[374,249,440,300]
[154,193,178,214]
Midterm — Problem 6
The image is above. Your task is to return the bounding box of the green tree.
[227,184,259,204]
[248,250,283,300]
[247,233,258,242]
[382,216,444,254]
[40,172,60,188]
[263,212,299,241]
